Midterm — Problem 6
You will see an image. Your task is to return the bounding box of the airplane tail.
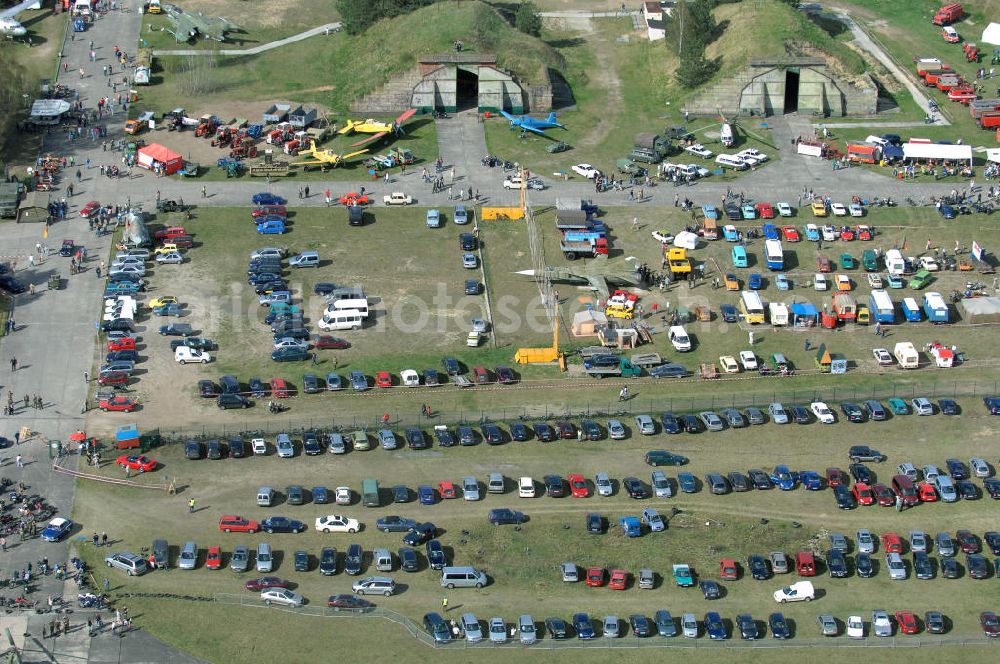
[546,112,558,123]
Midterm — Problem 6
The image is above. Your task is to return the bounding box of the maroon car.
[825,467,848,488]
[981,611,1000,638]
[327,594,374,610]
[872,483,895,507]
[251,205,287,218]
[244,577,291,592]
[956,529,980,554]
[314,336,350,350]
[97,371,129,386]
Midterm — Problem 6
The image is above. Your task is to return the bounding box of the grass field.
[75,407,1000,661]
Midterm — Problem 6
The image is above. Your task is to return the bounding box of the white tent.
[987,148,1000,164]
[902,142,973,164]
[982,22,1000,46]
[673,231,699,250]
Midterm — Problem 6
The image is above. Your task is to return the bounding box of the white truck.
[174,346,212,364]
[773,580,815,603]
[382,192,413,206]
[893,342,919,369]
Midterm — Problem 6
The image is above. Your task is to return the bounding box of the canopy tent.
[137,143,183,175]
[901,142,973,164]
[987,148,1000,164]
[960,297,1000,324]
[982,22,1000,46]
[571,310,606,337]
[791,302,818,328]
[672,230,699,250]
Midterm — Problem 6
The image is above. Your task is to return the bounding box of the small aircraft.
[293,143,368,170]
[499,110,565,136]
[162,3,240,42]
[516,256,643,299]
[337,109,418,148]
[1,0,40,38]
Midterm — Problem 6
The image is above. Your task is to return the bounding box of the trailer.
[893,342,919,368]
[868,290,895,323]
[764,239,784,271]
[846,142,878,164]
[288,106,317,129]
[922,291,949,323]
[133,48,152,85]
[582,355,641,378]
[262,103,291,124]
[768,301,789,326]
[555,198,600,216]
[884,249,905,276]
[629,352,662,368]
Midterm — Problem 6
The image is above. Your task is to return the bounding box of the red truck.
[846,143,878,164]
[932,3,964,26]
[978,113,1000,129]
[915,59,951,77]
[935,74,963,91]
[969,99,1000,118]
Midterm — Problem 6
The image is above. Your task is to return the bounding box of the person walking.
[1,537,6,552]
[14,455,23,468]
[442,597,449,612]
[84,371,89,383]
[619,386,628,402]
[9,357,16,372]
[92,533,99,547]
[201,186,207,198]
[311,352,318,366]
[101,532,107,547]
[748,331,755,345]
[189,498,196,513]
[103,578,110,593]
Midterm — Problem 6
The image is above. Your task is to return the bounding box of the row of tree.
[664,0,723,88]
[334,0,439,35]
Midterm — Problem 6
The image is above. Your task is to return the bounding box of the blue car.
[678,472,697,493]
[252,193,286,206]
[705,612,727,640]
[720,304,738,322]
[741,204,756,220]
[40,517,74,542]
[257,220,286,235]
[425,209,441,228]
[418,485,436,505]
[939,204,955,219]
[762,223,778,239]
[804,224,821,241]
[660,412,681,434]
[769,465,797,490]
[572,613,595,639]
[349,371,367,391]
[748,273,762,290]
[800,471,823,490]
[702,204,719,220]
[260,516,305,533]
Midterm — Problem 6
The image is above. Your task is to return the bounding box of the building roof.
[28,99,70,119]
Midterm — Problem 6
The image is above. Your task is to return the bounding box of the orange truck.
[932,3,964,26]
[846,143,878,164]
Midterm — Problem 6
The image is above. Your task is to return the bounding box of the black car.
[769,612,790,639]
[271,327,308,340]
[170,337,216,351]
[314,282,337,295]
[101,318,135,333]
[849,463,873,484]
[422,369,439,386]
[398,547,419,572]
[987,478,1000,499]
[319,547,337,575]
[654,611,676,637]
[833,484,856,509]
[302,433,322,456]
[207,439,223,460]
[392,485,409,503]
[463,279,480,295]
[495,366,516,384]
[827,549,848,577]
[728,472,750,492]
[914,551,933,579]
[700,580,721,600]
[198,380,219,398]
[580,419,602,440]
[488,508,524,525]
[856,552,874,577]
[533,422,556,442]
[543,475,566,497]
[347,205,364,226]
[405,428,427,449]
[956,480,978,500]
[433,428,455,447]
[459,232,477,250]
[748,469,771,490]
[545,617,569,640]
[724,202,741,220]
[789,405,811,424]
[184,440,203,460]
[294,550,309,572]
[660,412,681,434]
[509,422,530,441]
[748,554,770,580]
[261,516,305,534]
[985,531,1000,556]
[217,394,252,409]
[426,540,446,570]
[159,323,193,336]
[946,458,969,480]
[441,357,460,375]
[681,414,701,433]
[848,446,884,463]
[940,557,959,579]
[966,554,989,579]
[736,614,758,640]
[286,485,305,505]
[228,438,246,458]
[249,377,268,397]
[925,611,946,634]
[302,373,320,394]
[623,477,649,499]
[839,401,865,423]
[630,614,654,638]
[255,281,287,295]
[0,275,27,294]
[344,544,363,575]
[402,522,436,546]
[481,423,503,445]
[939,399,959,415]
[586,512,602,534]
[457,426,477,446]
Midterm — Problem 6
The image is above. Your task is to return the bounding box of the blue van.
[731,246,748,268]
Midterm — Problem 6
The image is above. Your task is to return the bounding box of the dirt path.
[571,22,625,149]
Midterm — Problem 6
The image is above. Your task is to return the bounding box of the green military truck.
[0,181,25,219]
[630,132,672,164]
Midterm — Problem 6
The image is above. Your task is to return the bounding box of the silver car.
[721,408,746,428]
[817,614,837,636]
[698,411,724,431]
[768,402,789,424]
[635,415,655,435]
[377,429,397,450]
[261,588,303,607]
[922,464,942,482]
[909,530,928,553]
[681,613,699,638]
[651,470,672,497]
[970,457,990,478]
[911,397,934,415]
[275,434,294,458]
[518,615,537,645]
[934,475,957,502]
[461,613,482,643]
[607,419,626,439]
[936,532,955,557]
[178,541,197,570]
[462,476,480,501]
[872,610,892,637]
[603,615,621,638]
[885,552,906,580]
[595,472,613,497]
[488,617,507,643]
[230,545,250,573]
[856,528,875,554]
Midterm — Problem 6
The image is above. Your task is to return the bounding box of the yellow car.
[719,355,740,373]
[153,243,178,256]
[148,296,178,308]
[811,201,828,217]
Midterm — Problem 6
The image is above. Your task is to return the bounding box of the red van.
[795,551,816,576]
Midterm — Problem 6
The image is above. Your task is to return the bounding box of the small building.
[27,99,71,127]
[643,2,669,41]
[571,309,607,337]
[960,296,1000,324]
[814,343,832,373]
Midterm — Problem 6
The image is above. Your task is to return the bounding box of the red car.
[251,205,286,218]
[840,228,855,241]
[856,225,872,241]
[817,256,831,273]
[340,192,370,206]
[206,546,222,570]
[755,202,775,219]
[219,515,259,533]
[97,371,129,386]
[154,226,186,241]
[100,396,137,412]
[882,532,902,554]
[270,378,290,398]
[872,483,895,506]
[376,371,393,388]
[244,577,290,591]
[826,467,848,487]
[608,569,629,590]
[852,482,874,506]
[107,337,136,352]
[568,474,588,498]
[781,225,800,242]
[116,454,156,473]
[438,481,457,499]
[80,201,101,219]
[313,336,350,350]
[917,482,938,502]
[895,611,919,635]
[585,566,606,587]
[719,558,738,580]
[472,366,489,384]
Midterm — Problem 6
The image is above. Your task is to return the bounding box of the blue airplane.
[499,111,566,136]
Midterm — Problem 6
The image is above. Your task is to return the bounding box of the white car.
[595,472,613,497]
[970,457,990,478]
[849,203,864,217]
[738,148,769,163]
[471,318,488,334]
[174,346,211,364]
[685,163,711,177]
[772,580,815,603]
[831,203,847,216]
[805,223,819,241]
[919,256,940,272]
[668,325,691,352]
[261,588,304,607]
[335,487,352,505]
[251,438,267,455]
[685,144,713,158]
[856,528,876,554]
[518,476,535,498]
[155,252,184,264]
[813,273,828,291]
[738,351,758,371]
[315,514,360,533]
[821,224,837,241]
[872,348,892,365]
[651,229,675,244]
[719,356,739,373]
[400,369,420,387]
[777,202,793,217]
[571,164,600,179]
[273,337,308,351]
[867,273,883,288]
[810,401,835,424]
[847,615,864,639]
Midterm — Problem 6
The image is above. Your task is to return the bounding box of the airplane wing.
[1,0,40,20]
[349,132,387,148]
[166,15,197,41]
[337,120,357,135]
[585,275,610,299]
[520,124,546,136]
[498,110,517,123]
[341,149,369,160]
[394,108,417,126]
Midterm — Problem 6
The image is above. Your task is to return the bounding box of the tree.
[335,0,439,35]
[515,1,542,37]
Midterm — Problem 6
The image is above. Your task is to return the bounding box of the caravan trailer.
[764,239,784,271]
[720,123,734,147]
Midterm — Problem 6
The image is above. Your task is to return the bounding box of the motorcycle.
[267,401,288,414]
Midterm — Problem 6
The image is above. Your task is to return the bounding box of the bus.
[764,239,784,271]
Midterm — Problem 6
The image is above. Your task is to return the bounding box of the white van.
[715,154,748,170]
[720,123,734,147]
[374,548,393,572]
[319,310,364,331]
[326,298,369,318]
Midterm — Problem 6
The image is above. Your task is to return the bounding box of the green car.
[908,269,934,289]
[887,398,909,415]
[644,450,689,466]
[839,254,856,270]
[546,141,570,153]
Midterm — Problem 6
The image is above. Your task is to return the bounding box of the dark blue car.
[705,612,727,640]
[572,613,595,639]
[260,516,305,533]
[678,472,697,493]
[418,485,436,505]
[252,192,287,206]
[426,539,446,569]
[660,412,681,434]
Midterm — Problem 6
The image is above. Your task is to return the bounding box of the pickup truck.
[629,353,662,368]
[383,192,413,206]
[583,356,641,378]
[672,564,695,587]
